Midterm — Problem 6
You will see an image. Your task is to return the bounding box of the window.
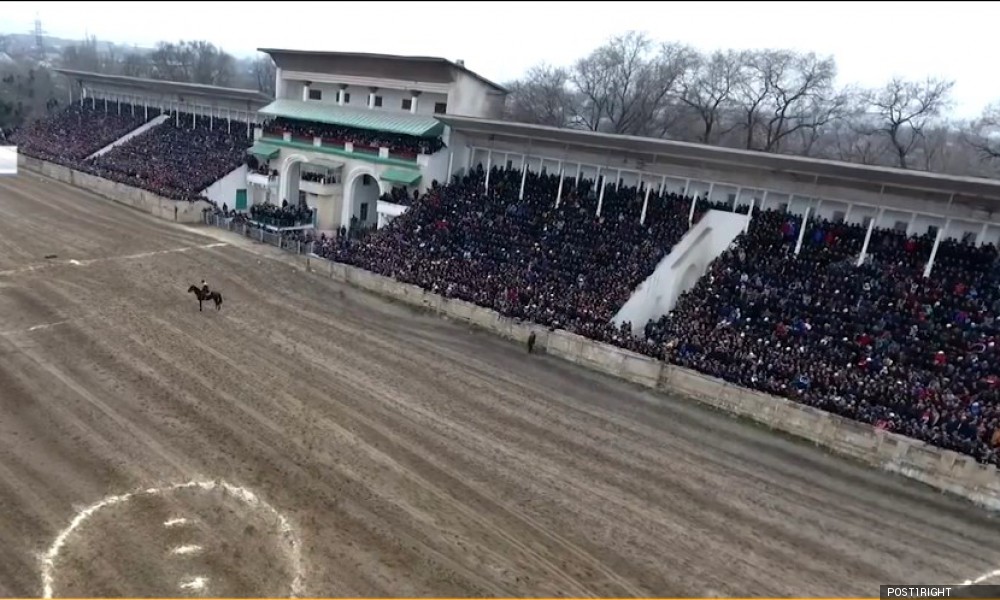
[832,210,846,223]
[308,88,322,101]
[506,159,513,169]
[894,220,908,233]
[362,175,372,187]
[862,216,873,228]
[434,102,447,114]
[373,95,383,107]
[727,193,736,204]
[343,92,351,104]
[360,202,369,221]
[401,98,412,110]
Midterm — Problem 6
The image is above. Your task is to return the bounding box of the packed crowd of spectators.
[379,185,420,206]
[320,165,692,340]
[246,155,278,178]
[301,170,336,184]
[249,200,315,228]
[13,104,150,166]
[265,117,445,156]
[85,116,252,201]
[309,163,1000,465]
[635,210,1000,465]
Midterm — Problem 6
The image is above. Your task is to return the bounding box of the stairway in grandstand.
[86,114,171,160]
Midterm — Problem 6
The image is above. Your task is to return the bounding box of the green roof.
[380,168,422,186]
[248,141,280,160]
[259,99,444,138]
[258,136,421,168]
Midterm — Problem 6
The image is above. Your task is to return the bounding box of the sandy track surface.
[0,172,998,598]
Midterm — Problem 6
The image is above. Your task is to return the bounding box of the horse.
[188,285,223,312]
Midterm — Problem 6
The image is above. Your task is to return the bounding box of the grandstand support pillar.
[640,183,651,225]
[687,193,697,226]
[555,166,565,208]
[616,169,622,191]
[744,195,755,233]
[760,190,769,211]
[794,205,811,256]
[192,110,196,128]
[485,150,492,192]
[447,150,454,179]
[575,162,581,185]
[661,175,668,195]
[979,222,990,246]
[683,178,690,197]
[596,179,606,217]
[843,203,852,224]
[519,153,525,173]
[104,97,108,113]
[706,181,715,203]
[519,160,528,200]
[924,218,950,278]
[857,207,881,267]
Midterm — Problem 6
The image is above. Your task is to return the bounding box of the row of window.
[306,88,447,114]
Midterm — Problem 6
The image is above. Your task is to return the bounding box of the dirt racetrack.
[1,171,999,598]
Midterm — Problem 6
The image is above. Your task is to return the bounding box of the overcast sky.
[2,1,997,119]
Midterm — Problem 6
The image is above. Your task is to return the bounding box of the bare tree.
[504,64,576,127]
[150,40,235,86]
[60,35,102,72]
[965,103,1000,160]
[121,51,149,78]
[567,31,695,135]
[864,77,955,169]
[252,53,276,97]
[679,49,741,144]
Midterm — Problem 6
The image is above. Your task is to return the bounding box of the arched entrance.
[343,168,383,233]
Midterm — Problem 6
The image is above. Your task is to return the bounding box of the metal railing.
[204,213,316,256]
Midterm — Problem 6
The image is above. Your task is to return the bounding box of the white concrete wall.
[613,210,747,332]
[201,165,248,210]
[292,252,1000,512]
[447,72,505,118]
[19,155,211,223]
[376,200,408,229]
[295,82,449,116]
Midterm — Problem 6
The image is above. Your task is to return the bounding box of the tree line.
[503,31,1000,178]
[0,34,275,129]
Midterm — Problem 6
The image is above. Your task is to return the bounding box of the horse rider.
[201,280,211,297]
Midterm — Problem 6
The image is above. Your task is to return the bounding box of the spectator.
[13,104,150,167]
[266,117,444,156]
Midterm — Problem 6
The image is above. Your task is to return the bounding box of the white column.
[687,193,697,226]
[410,92,419,114]
[733,187,742,211]
[519,160,528,200]
[744,195,755,232]
[615,169,622,191]
[640,182,651,225]
[706,182,715,203]
[794,205,812,256]
[575,163,581,185]
[210,109,213,131]
[907,212,918,237]
[447,150,454,179]
[979,222,990,246]
[338,85,347,106]
[923,219,949,278]
[857,208,882,266]
[596,178,606,217]
[484,149,492,192]
[144,104,148,120]
[843,203,853,224]
[192,109,196,128]
[555,165,565,208]
[683,178,690,197]
[368,87,377,109]
[520,153,526,173]
[302,82,311,102]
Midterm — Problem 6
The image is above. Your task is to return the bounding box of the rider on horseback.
[201,280,210,297]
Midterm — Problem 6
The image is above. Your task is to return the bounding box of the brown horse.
[188,285,223,311]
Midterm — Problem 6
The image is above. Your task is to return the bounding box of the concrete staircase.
[87,114,170,160]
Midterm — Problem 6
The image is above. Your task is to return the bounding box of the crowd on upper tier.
[313,164,1000,466]
[264,117,444,156]
[13,106,251,202]
[12,104,148,165]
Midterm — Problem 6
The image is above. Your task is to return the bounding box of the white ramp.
[613,210,748,334]
[87,114,170,160]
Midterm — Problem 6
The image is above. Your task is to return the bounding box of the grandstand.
[6,49,1000,596]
